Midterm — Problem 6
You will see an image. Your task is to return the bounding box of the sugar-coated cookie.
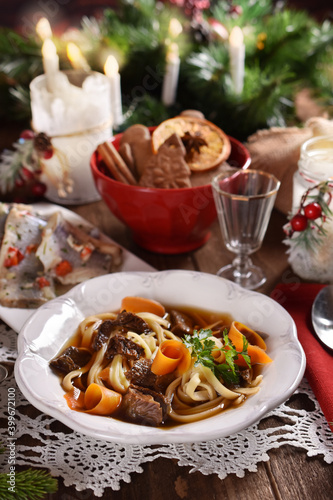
[139,134,191,189]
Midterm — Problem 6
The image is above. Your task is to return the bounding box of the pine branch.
[0,444,57,500]
[0,469,58,500]
[0,139,40,193]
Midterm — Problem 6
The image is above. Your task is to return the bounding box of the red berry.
[21,167,35,180]
[32,181,47,198]
[303,202,322,220]
[43,148,54,160]
[15,177,25,188]
[290,214,308,232]
[20,129,35,140]
[230,5,243,16]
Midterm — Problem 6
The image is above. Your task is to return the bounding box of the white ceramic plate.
[15,270,306,445]
[0,203,155,333]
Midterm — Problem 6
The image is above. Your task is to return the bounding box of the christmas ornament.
[284,181,333,250]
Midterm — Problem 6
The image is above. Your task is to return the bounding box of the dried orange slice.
[151,116,231,172]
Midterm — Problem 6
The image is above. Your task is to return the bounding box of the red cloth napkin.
[271,283,333,431]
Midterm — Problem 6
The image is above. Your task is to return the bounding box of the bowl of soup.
[15,270,305,445]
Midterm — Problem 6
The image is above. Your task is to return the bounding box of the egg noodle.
[52,302,272,426]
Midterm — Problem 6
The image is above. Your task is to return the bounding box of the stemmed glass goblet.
[211,167,280,290]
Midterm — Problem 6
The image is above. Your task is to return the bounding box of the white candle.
[30,71,112,204]
[67,43,90,72]
[229,26,245,95]
[104,55,123,129]
[42,39,59,93]
[161,43,180,107]
[36,17,52,41]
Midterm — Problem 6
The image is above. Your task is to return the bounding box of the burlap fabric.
[245,117,333,215]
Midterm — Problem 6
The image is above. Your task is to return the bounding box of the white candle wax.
[161,43,180,107]
[229,26,245,95]
[42,39,59,93]
[104,55,123,129]
[30,70,112,205]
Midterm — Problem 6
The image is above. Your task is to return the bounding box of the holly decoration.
[0,130,51,202]
[284,181,333,250]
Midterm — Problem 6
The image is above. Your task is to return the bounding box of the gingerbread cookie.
[120,124,154,177]
[139,134,191,189]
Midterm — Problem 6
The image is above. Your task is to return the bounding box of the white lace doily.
[0,322,332,497]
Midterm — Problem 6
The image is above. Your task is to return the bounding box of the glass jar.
[288,135,333,282]
[292,135,333,212]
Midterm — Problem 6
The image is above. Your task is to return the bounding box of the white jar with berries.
[292,135,333,212]
[285,135,333,282]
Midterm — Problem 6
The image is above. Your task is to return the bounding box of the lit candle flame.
[66,42,90,71]
[169,18,182,38]
[229,26,244,47]
[104,55,119,77]
[36,17,52,40]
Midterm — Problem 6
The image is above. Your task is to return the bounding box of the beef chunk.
[126,358,156,387]
[92,320,115,350]
[126,358,176,392]
[121,385,170,426]
[92,311,151,351]
[105,335,144,361]
[50,346,91,374]
[115,310,152,335]
[169,309,194,337]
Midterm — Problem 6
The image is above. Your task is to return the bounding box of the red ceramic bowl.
[91,130,251,254]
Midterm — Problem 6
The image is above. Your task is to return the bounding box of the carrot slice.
[55,259,73,277]
[232,345,273,366]
[64,387,85,411]
[151,340,192,375]
[84,383,122,415]
[98,367,111,382]
[227,321,272,366]
[228,321,267,350]
[121,296,165,317]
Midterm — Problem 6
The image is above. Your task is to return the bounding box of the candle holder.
[30,70,112,205]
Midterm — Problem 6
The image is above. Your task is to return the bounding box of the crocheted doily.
[0,322,332,497]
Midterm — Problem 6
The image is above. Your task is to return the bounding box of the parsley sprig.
[183,328,251,385]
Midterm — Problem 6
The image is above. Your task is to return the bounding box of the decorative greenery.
[183,328,251,385]
[0,137,40,194]
[0,442,58,500]
[284,181,333,251]
[0,0,332,139]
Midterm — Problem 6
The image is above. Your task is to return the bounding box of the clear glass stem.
[232,254,253,283]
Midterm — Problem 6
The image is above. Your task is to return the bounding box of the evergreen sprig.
[0,139,40,193]
[0,442,58,500]
[0,469,58,500]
